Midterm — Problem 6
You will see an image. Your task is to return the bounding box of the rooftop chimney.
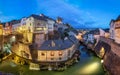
[51,41,55,47]
[56,17,63,24]
[40,14,44,17]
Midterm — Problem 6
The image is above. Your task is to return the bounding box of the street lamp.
[101,59,104,63]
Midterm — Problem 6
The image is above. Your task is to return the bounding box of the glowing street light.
[101,59,104,63]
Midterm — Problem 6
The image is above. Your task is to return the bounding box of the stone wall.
[97,37,120,75]
[103,50,120,75]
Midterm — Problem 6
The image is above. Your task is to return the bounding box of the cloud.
[0,12,15,22]
[0,0,99,28]
[36,0,97,28]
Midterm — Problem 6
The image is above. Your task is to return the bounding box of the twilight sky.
[0,0,120,28]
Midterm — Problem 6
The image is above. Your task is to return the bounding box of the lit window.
[58,51,63,56]
[36,28,43,30]
[51,51,54,56]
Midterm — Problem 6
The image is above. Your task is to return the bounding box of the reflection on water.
[75,45,105,75]
[78,62,99,74]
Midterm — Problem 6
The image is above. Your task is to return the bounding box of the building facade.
[0,24,3,51]
[4,22,12,35]
[110,20,115,39]
[110,16,120,44]
[12,35,79,65]
[11,20,21,33]
[26,14,48,46]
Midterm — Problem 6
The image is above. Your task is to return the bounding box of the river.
[0,45,106,75]
[25,45,106,75]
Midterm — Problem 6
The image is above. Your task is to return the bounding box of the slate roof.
[10,20,21,25]
[31,35,78,50]
[68,35,78,43]
[2,20,21,27]
[85,28,100,35]
[103,28,109,33]
[111,15,120,22]
[30,14,47,21]
[39,39,73,50]
[40,14,55,21]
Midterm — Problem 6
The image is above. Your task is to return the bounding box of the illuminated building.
[11,35,80,70]
[4,22,12,35]
[11,20,21,33]
[30,35,79,63]
[110,16,120,44]
[7,14,80,70]
[0,23,3,51]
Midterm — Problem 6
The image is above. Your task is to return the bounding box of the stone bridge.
[95,37,120,75]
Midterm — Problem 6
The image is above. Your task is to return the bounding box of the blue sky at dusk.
[0,0,120,28]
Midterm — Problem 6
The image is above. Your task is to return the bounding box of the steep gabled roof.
[29,14,47,21]
[40,14,55,21]
[103,28,109,32]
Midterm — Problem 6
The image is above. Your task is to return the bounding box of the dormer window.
[58,51,63,56]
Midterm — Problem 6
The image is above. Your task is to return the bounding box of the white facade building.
[87,34,94,43]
